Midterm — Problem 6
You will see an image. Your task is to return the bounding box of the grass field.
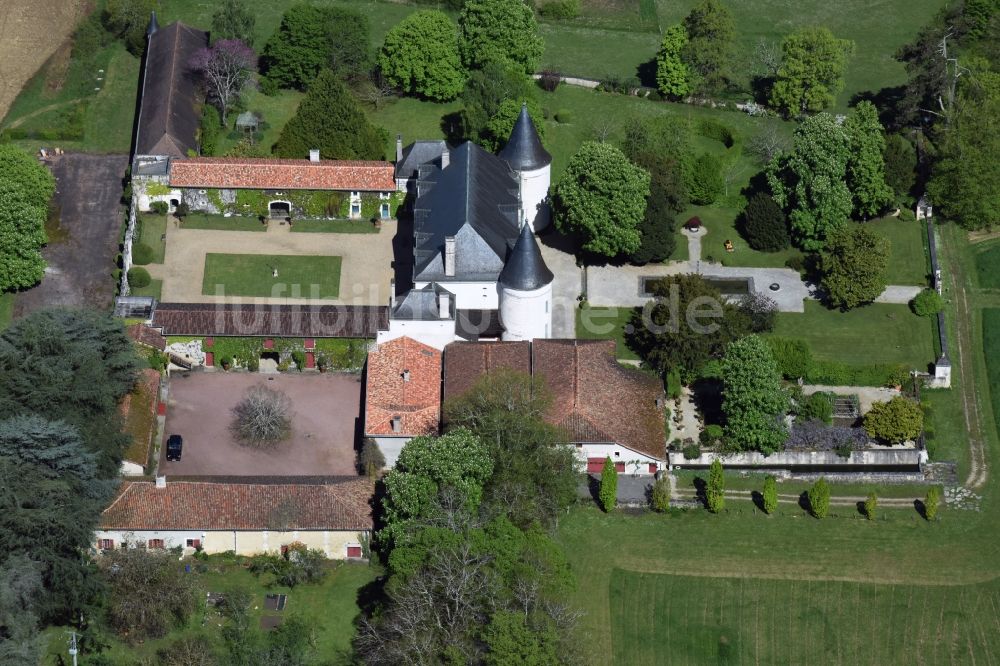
[181,213,266,232]
[576,304,640,360]
[609,569,1000,665]
[771,301,936,367]
[871,216,931,285]
[983,308,1000,430]
[214,87,305,156]
[975,241,1000,290]
[42,557,377,664]
[138,214,167,263]
[202,253,342,299]
[131,278,163,300]
[291,219,380,234]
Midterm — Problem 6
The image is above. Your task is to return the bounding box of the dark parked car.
[165,435,183,461]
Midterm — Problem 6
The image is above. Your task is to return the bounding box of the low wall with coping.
[671,448,926,470]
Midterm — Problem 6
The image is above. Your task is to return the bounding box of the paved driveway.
[13,153,128,319]
[538,231,582,338]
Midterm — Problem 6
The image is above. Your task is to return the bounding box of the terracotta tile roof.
[532,340,666,460]
[365,337,442,437]
[169,157,396,191]
[100,477,374,531]
[151,303,388,338]
[442,341,531,402]
[127,324,167,351]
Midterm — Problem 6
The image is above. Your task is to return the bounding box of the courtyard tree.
[864,396,923,444]
[844,101,893,219]
[766,113,852,250]
[630,162,680,264]
[912,289,944,316]
[808,477,830,518]
[720,335,789,455]
[378,11,466,102]
[230,385,293,447]
[820,225,890,310]
[864,491,878,520]
[769,27,855,116]
[0,145,55,292]
[551,142,650,258]
[655,24,692,99]
[923,486,941,520]
[706,459,725,513]
[190,39,256,126]
[599,456,618,512]
[883,133,917,205]
[211,0,255,46]
[680,0,735,93]
[458,0,543,75]
[762,475,778,514]
[275,69,386,160]
[741,192,790,251]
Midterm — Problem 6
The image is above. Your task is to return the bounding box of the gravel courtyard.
[160,372,362,477]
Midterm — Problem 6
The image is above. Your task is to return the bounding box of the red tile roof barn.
[169,157,396,191]
[100,477,374,531]
[365,337,442,437]
[442,341,531,402]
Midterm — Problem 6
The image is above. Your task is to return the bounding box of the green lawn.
[202,254,342,299]
[576,304,640,360]
[0,292,14,331]
[181,213,266,232]
[213,88,305,156]
[610,569,1000,665]
[42,557,377,664]
[683,204,804,269]
[870,216,930,285]
[291,219,380,234]
[139,214,167,263]
[974,241,1000,290]
[771,301,936,367]
[131,278,163,300]
[983,308,1000,431]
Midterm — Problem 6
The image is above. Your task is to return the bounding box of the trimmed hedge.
[127,267,151,289]
[768,336,909,387]
[131,243,154,265]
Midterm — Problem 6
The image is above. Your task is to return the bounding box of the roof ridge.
[161,23,184,148]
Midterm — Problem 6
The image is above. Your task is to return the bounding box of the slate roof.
[365,337,442,437]
[456,309,503,341]
[412,142,520,283]
[443,340,666,459]
[442,340,531,402]
[169,157,396,191]
[390,284,453,321]
[395,140,447,182]
[100,477,374,531]
[151,303,387,337]
[134,22,207,158]
[498,104,551,172]
[498,223,553,291]
[126,323,167,350]
[532,340,665,459]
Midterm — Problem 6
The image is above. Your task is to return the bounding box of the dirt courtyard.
[161,372,363,477]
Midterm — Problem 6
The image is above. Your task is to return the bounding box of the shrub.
[554,109,572,123]
[741,192,789,251]
[358,439,386,478]
[538,70,561,91]
[911,289,943,317]
[897,207,916,222]
[150,201,169,215]
[599,456,617,512]
[696,118,737,148]
[291,350,306,370]
[864,396,923,444]
[864,491,877,520]
[199,104,221,156]
[688,153,723,205]
[127,267,151,289]
[798,392,833,424]
[682,443,701,459]
[230,385,293,447]
[765,337,813,379]
[538,0,580,19]
[762,475,777,514]
[785,254,807,273]
[706,459,725,513]
[650,475,670,512]
[808,477,830,518]
[666,368,682,399]
[175,202,190,218]
[700,424,724,445]
[924,486,941,520]
[131,243,154,265]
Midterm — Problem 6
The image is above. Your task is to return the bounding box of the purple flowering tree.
[190,39,256,125]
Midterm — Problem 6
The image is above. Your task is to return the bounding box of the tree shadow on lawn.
[750,490,765,512]
[692,476,708,508]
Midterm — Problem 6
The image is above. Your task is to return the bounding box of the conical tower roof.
[499,223,554,291]
[498,103,551,172]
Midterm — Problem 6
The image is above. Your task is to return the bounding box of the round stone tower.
[498,104,552,232]
[499,222,554,341]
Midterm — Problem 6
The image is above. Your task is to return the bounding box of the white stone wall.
[519,164,551,232]
[413,281,500,310]
[94,529,369,558]
[500,282,552,341]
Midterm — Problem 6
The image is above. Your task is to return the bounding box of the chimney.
[389,278,396,308]
[402,369,410,382]
[444,236,456,277]
[155,475,166,489]
[309,149,320,162]
[391,416,402,433]
[440,147,450,169]
[438,291,450,319]
[395,134,403,162]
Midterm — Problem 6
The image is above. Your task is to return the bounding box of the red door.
[615,462,625,473]
[347,545,362,558]
[648,463,658,474]
[586,458,605,473]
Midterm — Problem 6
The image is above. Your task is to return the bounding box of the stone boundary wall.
[671,448,925,470]
[120,194,138,296]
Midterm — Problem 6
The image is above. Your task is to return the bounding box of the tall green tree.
[459,60,538,147]
[211,0,255,46]
[0,556,44,666]
[379,11,465,102]
[458,0,543,74]
[766,113,852,250]
[769,27,854,116]
[844,101,893,218]
[0,145,55,291]
[808,477,830,518]
[103,0,158,55]
[864,396,923,443]
[864,491,878,520]
[820,225,890,310]
[706,459,725,513]
[656,24,691,99]
[721,335,789,455]
[551,142,650,258]
[275,69,386,160]
[483,610,560,665]
[599,457,618,512]
[741,192,789,251]
[762,475,778,514]
[485,98,546,153]
[681,0,735,93]
[924,486,941,520]
[883,133,917,205]
[688,153,723,205]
